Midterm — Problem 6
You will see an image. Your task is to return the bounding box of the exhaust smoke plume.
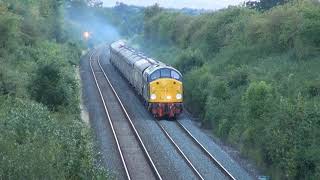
[64,3,120,47]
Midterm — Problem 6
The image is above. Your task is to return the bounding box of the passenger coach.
[109,40,183,118]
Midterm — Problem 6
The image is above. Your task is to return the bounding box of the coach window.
[150,70,160,81]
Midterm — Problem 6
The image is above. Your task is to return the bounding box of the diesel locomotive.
[109,40,183,118]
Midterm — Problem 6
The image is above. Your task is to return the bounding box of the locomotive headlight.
[150,94,157,100]
[166,96,172,100]
[176,94,182,99]
[83,31,90,39]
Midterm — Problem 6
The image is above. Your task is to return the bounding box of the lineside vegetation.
[0,0,108,178]
[101,1,320,179]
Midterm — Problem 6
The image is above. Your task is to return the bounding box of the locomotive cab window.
[171,70,181,81]
[160,69,171,78]
[150,70,160,81]
[149,69,182,82]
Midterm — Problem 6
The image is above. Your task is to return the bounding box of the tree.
[246,0,289,10]
[29,62,75,111]
[87,0,103,7]
[144,3,162,19]
[0,6,21,49]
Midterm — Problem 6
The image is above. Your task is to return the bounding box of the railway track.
[90,47,237,180]
[155,120,205,180]
[176,121,236,180]
[89,49,162,180]
[155,120,236,180]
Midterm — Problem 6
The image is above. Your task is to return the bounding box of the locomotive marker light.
[176,94,182,99]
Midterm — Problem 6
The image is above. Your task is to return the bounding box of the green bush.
[183,68,210,116]
[0,0,108,178]
[29,63,76,111]
[306,80,320,97]
[227,67,249,89]
[0,97,108,179]
[175,49,204,74]
[243,81,274,119]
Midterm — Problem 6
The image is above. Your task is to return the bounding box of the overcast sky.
[102,0,245,10]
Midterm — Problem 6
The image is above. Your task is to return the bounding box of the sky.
[102,0,245,10]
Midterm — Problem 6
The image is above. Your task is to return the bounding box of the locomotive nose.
[150,78,182,102]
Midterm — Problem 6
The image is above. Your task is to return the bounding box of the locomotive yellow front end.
[147,68,183,118]
[149,78,183,103]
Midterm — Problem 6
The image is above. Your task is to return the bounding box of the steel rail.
[96,50,163,180]
[89,49,131,180]
[176,121,236,180]
[155,121,205,180]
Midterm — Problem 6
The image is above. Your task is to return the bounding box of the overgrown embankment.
[126,1,320,179]
[0,0,107,178]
